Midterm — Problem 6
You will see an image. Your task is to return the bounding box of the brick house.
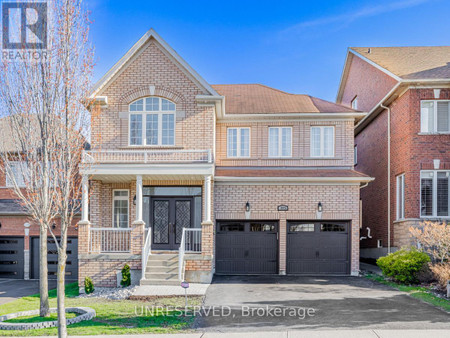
[0,118,79,280]
[337,47,450,258]
[78,29,372,288]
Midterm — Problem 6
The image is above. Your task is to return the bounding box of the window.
[113,190,129,228]
[129,97,176,146]
[396,174,405,220]
[227,128,250,157]
[320,223,346,232]
[351,97,358,110]
[250,222,276,232]
[310,126,334,157]
[289,223,314,232]
[5,162,27,187]
[354,145,358,165]
[421,100,450,133]
[268,127,292,157]
[420,170,450,218]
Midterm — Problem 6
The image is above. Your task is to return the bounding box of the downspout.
[381,104,391,254]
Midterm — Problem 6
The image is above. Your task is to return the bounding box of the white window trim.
[396,174,405,221]
[5,161,26,188]
[227,127,251,158]
[420,170,450,219]
[128,97,176,146]
[351,97,358,110]
[268,127,292,158]
[310,126,335,158]
[354,145,358,166]
[420,100,450,134]
[112,189,130,228]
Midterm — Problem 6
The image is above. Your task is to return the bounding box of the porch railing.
[178,228,202,281]
[89,227,132,253]
[82,149,213,164]
[141,227,152,281]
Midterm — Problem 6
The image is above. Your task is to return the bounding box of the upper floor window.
[351,97,358,110]
[227,128,250,158]
[421,100,450,133]
[311,126,334,157]
[129,97,176,146]
[421,170,449,218]
[5,161,27,187]
[268,127,292,157]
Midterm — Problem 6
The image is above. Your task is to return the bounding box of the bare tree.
[0,0,93,335]
[410,221,450,263]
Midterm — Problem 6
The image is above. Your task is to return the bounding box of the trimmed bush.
[84,277,94,294]
[120,263,131,287]
[376,248,430,284]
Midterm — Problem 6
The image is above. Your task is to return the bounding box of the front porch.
[77,149,215,288]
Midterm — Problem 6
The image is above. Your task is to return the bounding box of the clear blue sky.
[89,0,450,102]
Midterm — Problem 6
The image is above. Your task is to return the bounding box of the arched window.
[129,97,176,146]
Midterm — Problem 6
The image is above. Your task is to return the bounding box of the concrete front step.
[146,266,178,274]
[140,278,180,286]
[146,260,178,268]
[145,272,178,279]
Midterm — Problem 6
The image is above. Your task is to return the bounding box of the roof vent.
[368,48,371,54]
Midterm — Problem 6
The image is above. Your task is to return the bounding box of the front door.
[151,197,193,250]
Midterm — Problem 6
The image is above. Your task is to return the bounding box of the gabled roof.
[90,29,220,98]
[212,84,359,114]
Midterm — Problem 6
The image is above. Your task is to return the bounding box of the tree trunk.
[39,227,49,317]
[57,237,68,338]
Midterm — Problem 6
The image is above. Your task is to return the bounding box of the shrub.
[376,248,430,284]
[409,221,450,263]
[84,277,94,294]
[429,263,450,291]
[120,263,131,287]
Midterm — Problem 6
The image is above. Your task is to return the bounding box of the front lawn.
[0,283,202,336]
[365,273,450,313]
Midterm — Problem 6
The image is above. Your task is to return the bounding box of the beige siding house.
[78,30,372,288]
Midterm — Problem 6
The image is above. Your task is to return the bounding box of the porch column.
[204,175,212,223]
[81,175,89,223]
[135,175,143,223]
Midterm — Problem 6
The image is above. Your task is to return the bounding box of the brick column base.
[201,221,213,256]
[131,221,145,255]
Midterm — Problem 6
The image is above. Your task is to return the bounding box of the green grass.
[0,282,203,336]
[5,313,77,323]
[365,273,450,312]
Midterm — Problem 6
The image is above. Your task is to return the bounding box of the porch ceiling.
[89,174,208,183]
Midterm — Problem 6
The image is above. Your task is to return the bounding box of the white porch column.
[204,175,212,223]
[135,175,143,222]
[81,175,89,222]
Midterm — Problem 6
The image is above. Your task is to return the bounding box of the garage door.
[31,237,78,280]
[216,221,278,274]
[0,237,24,279]
[287,221,349,274]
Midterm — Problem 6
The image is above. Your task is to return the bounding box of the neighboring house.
[78,29,372,288]
[0,118,79,280]
[337,46,450,258]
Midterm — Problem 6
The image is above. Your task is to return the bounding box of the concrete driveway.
[195,275,450,332]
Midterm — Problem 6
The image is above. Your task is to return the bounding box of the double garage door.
[216,220,349,275]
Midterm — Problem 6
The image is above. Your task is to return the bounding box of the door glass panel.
[320,223,346,232]
[175,200,191,244]
[143,196,150,228]
[289,223,314,232]
[153,200,169,244]
[219,223,244,232]
[250,223,276,232]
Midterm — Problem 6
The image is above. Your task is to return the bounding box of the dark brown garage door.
[287,221,350,274]
[0,237,24,279]
[31,237,78,280]
[216,221,278,274]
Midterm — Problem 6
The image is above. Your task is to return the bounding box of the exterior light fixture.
[318,202,323,213]
[245,201,251,212]
[133,195,136,205]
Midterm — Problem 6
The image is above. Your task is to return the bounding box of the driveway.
[195,275,450,332]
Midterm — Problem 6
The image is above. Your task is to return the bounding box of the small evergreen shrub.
[84,277,94,294]
[377,248,430,284]
[120,263,131,287]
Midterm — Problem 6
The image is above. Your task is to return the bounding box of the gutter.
[381,103,391,254]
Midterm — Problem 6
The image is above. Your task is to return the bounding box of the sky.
[89,0,450,102]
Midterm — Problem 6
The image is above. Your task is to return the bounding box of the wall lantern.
[0,221,2,228]
[245,201,251,212]
[133,195,136,205]
[318,202,323,213]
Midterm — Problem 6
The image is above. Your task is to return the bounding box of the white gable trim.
[90,29,220,98]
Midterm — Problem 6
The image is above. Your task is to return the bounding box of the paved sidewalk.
[36,330,450,337]
[131,283,210,297]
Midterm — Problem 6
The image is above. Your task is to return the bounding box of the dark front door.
[151,197,193,250]
[0,237,24,279]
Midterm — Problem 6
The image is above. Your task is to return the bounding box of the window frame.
[227,127,251,158]
[351,97,358,110]
[420,170,450,218]
[354,145,358,166]
[268,126,292,158]
[112,189,130,228]
[396,174,405,220]
[310,126,335,158]
[420,100,450,134]
[128,97,176,146]
[5,161,27,187]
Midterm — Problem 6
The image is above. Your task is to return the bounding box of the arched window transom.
[129,97,176,146]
